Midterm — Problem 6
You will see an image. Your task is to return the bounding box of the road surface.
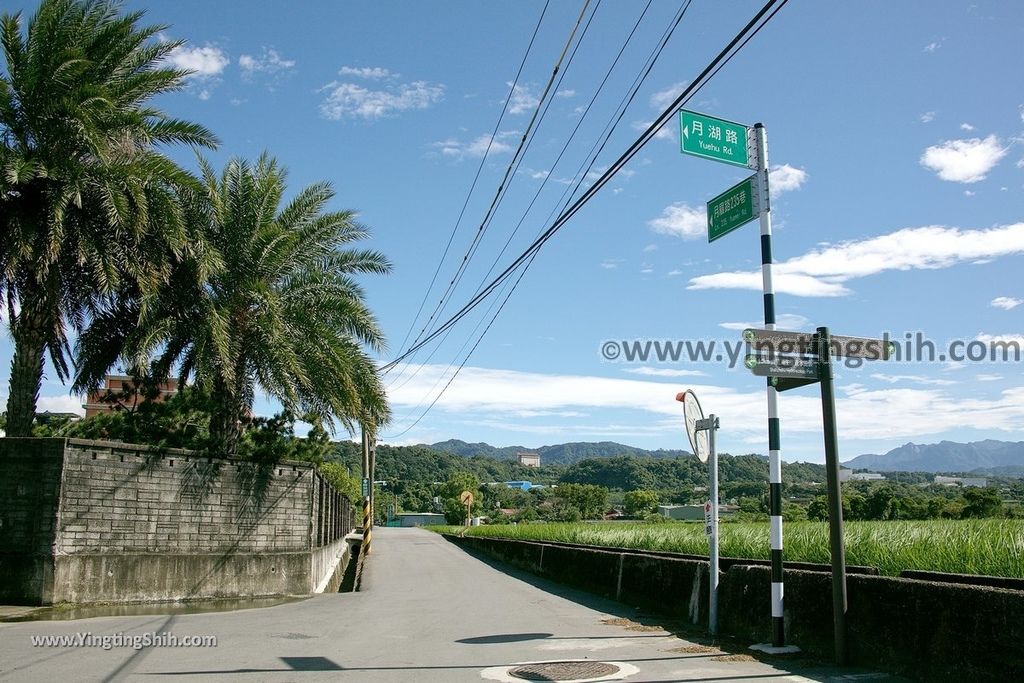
[0,527,901,682]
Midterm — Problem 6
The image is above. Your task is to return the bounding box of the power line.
[382,0,688,436]
[390,0,552,359]
[387,0,593,376]
[382,0,788,381]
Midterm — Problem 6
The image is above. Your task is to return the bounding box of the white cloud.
[238,48,295,79]
[976,333,1024,347]
[960,123,975,131]
[37,395,85,416]
[768,164,808,197]
[977,374,1003,382]
[650,82,687,110]
[689,223,1024,297]
[632,119,674,142]
[337,66,393,79]
[964,190,976,197]
[434,131,516,160]
[555,89,576,99]
[870,373,957,387]
[719,313,810,331]
[320,79,444,119]
[920,111,936,123]
[385,363,1024,441]
[923,41,942,52]
[648,203,705,239]
[507,83,539,115]
[600,259,623,269]
[920,135,1006,183]
[623,367,707,378]
[991,296,1022,310]
[666,269,683,277]
[166,44,229,78]
[643,244,658,253]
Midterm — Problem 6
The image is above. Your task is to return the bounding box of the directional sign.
[742,328,896,360]
[704,501,714,537]
[770,376,820,393]
[361,478,370,497]
[680,110,755,168]
[745,354,820,379]
[708,174,760,242]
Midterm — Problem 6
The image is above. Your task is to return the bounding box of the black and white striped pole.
[754,122,787,649]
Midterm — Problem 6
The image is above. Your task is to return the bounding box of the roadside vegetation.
[1,1,390,468]
[430,519,1024,578]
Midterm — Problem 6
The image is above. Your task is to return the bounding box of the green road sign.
[745,354,820,380]
[742,328,896,360]
[361,478,370,497]
[708,175,759,242]
[680,110,753,168]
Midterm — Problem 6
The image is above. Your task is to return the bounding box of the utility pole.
[360,425,372,555]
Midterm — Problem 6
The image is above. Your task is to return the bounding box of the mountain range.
[843,440,1024,475]
[423,438,1024,475]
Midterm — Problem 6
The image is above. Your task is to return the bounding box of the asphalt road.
[0,527,901,682]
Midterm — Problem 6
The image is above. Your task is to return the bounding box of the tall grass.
[430,519,1024,577]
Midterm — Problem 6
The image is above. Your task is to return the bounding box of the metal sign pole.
[754,122,786,648]
[708,415,720,637]
[817,327,849,665]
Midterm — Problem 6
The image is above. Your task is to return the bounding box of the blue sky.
[4,1,1024,462]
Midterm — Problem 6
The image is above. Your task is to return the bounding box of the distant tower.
[516,452,541,468]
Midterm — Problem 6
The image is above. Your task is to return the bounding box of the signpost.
[677,390,720,636]
[708,175,760,242]
[460,490,474,526]
[742,326,892,665]
[680,109,790,649]
[680,110,755,168]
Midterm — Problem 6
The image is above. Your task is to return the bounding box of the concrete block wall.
[0,438,354,605]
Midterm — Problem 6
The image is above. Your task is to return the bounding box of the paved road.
[0,528,899,682]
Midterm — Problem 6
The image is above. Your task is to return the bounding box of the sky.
[3,0,1024,463]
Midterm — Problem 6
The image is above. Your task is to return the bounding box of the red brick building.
[82,375,180,418]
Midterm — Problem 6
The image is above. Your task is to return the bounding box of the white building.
[516,452,541,468]
[934,475,987,488]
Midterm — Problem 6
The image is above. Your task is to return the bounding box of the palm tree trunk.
[5,306,47,437]
[209,377,243,456]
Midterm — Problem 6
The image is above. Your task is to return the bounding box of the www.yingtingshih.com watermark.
[30,632,218,650]
[599,332,1023,369]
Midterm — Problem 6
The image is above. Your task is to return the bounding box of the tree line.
[1,0,389,453]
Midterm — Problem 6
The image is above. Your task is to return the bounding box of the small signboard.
[745,354,820,379]
[680,110,755,168]
[704,500,714,537]
[708,174,760,242]
[743,328,895,360]
[361,478,370,497]
[459,490,474,506]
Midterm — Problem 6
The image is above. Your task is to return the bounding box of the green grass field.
[430,519,1024,577]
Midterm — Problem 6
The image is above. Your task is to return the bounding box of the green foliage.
[0,0,217,436]
[552,483,608,519]
[75,154,391,455]
[623,489,659,517]
[319,461,361,503]
[439,519,1024,578]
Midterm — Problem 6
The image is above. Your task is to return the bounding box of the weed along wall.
[444,533,1024,683]
[0,438,355,605]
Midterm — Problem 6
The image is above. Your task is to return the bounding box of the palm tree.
[0,0,217,436]
[77,155,392,455]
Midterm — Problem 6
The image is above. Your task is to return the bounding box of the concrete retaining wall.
[445,533,1024,682]
[0,438,355,605]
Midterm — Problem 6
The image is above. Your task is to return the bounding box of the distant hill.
[844,440,1024,474]
[423,439,691,466]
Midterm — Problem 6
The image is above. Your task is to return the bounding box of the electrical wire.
[383,0,790,436]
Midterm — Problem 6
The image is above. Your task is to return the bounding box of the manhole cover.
[508,661,620,681]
